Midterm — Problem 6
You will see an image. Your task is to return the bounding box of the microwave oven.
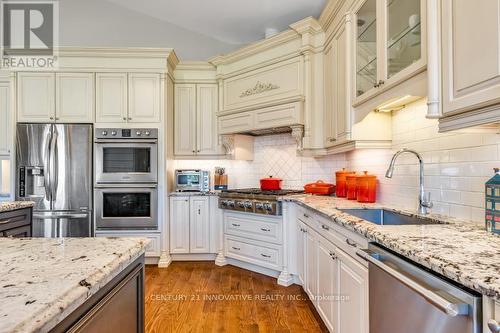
[175,170,210,192]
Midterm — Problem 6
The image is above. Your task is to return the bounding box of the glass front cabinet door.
[352,0,426,105]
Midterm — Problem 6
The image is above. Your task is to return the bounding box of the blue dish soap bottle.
[485,168,500,234]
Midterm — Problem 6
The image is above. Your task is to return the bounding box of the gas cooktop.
[219,188,304,216]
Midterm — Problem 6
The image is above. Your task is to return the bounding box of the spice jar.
[346,174,358,200]
[335,169,355,198]
[357,171,377,203]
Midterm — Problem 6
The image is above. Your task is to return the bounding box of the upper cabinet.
[428,0,500,131]
[352,0,427,111]
[56,73,94,123]
[95,73,161,124]
[17,72,56,122]
[0,81,11,155]
[174,83,221,157]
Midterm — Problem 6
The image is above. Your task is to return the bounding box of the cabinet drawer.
[225,235,282,271]
[222,57,303,112]
[96,233,161,257]
[224,213,282,244]
[0,208,32,233]
[3,225,31,238]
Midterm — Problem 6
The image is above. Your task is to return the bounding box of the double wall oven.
[94,128,158,231]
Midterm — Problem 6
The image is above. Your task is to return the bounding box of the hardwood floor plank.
[145,262,328,333]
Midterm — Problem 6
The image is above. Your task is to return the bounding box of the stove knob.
[244,201,253,209]
[264,203,274,212]
[136,131,142,136]
[220,200,227,207]
[255,202,264,210]
[237,201,245,208]
[111,130,117,136]
[226,200,235,208]
[101,130,108,136]
[144,131,151,136]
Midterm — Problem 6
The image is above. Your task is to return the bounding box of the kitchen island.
[0,237,148,333]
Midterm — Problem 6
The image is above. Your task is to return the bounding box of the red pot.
[260,176,282,191]
[304,180,336,195]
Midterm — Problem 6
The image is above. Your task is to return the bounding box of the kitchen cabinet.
[95,73,128,123]
[169,196,211,254]
[174,83,220,157]
[433,0,500,131]
[56,73,94,123]
[483,297,500,333]
[96,232,161,257]
[17,72,94,123]
[95,73,161,124]
[296,221,306,285]
[17,72,55,122]
[316,236,339,332]
[0,82,11,155]
[304,224,318,300]
[0,208,32,238]
[351,0,426,107]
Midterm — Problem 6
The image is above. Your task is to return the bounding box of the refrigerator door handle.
[43,130,52,202]
[49,129,58,202]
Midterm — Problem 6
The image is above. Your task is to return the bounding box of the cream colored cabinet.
[128,73,161,123]
[17,72,94,123]
[17,72,55,122]
[96,73,161,124]
[56,73,94,123]
[317,236,339,332]
[0,83,10,155]
[95,73,128,123]
[304,225,318,300]
[189,196,210,253]
[296,221,307,285]
[174,83,220,157]
[483,297,500,333]
[169,196,211,254]
[352,0,426,107]
[435,0,500,130]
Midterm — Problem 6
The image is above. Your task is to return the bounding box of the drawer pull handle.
[0,219,13,225]
[329,251,337,260]
[260,228,271,232]
[346,238,357,247]
[232,223,240,227]
[232,247,240,251]
[303,213,310,218]
[261,254,271,258]
[321,224,330,230]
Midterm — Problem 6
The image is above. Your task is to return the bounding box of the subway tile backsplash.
[172,98,499,224]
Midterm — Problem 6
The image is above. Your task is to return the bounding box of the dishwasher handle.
[356,248,469,317]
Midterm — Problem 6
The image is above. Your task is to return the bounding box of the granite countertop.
[0,237,149,333]
[168,191,219,197]
[0,201,35,213]
[284,195,500,301]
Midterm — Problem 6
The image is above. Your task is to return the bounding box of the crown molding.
[319,0,347,32]
[175,61,216,71]
[289,16,323,35]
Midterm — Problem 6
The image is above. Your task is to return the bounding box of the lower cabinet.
[169,196,211,254]
[0,208,32,238]
[96,233,161,257]
[296,213,369,333]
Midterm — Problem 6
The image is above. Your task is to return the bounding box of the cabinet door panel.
[189,196,210,253]
[196,84,219,155]
[95,73,127,123]
[128,73,160,123]
[317,237,338,332]
[338,251,369,333]
[169,197,190,254]
[296,221,306,285]
[0,84,10,155]
[305,228,318,300]
[56,73,94,123]
[174,84,196,155]
[335,25,349,142]
[442,0,500,115]
[17,72,55,122]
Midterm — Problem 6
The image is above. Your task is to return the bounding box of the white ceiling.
[104,0,327,45]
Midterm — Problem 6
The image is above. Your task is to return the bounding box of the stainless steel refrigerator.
[16,123,93,237]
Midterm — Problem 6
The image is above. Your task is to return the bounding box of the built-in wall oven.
[94,185,157,230]
[95,128,158,184]
[94,128,158,231]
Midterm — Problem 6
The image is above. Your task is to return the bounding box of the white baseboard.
[171,253,217,261]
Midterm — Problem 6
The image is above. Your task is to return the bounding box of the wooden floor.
[145,262,328,333]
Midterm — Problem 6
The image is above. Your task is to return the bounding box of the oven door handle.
[94,139,157,144]
[33,213,89,219]
[94,184,158,189]
[356,249,469,317]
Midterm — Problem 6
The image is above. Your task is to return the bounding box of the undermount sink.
[338,208,444,226]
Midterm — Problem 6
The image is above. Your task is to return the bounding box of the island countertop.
[0,237,149,333]
[283,195,500,302]
[0,201,34,213]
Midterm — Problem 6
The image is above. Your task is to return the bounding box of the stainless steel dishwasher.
[357,244,482,333]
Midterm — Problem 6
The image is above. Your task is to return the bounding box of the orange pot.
[304,180,336,195]
[335,169,355,198]
[357,171,377,203]
[346,174,358,200]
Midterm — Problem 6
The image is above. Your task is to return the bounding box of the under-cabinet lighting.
[375,95,420,112]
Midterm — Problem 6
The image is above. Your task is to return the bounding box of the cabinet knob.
[197,150,200,153]
[321,224,330,231]
[55,117,59,121]
[489,320,500,333]
[128,117,132,121]
[122,117,127,121]
[192,150,195,153]
[329,251,337,260]
[49,117,54,120]
[329,138,336,142]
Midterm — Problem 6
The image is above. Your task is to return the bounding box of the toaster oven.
[175,170,210,192]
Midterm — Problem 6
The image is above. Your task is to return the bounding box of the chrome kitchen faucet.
[385,148,433,215]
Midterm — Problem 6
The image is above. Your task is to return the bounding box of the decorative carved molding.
[221,135,235,155]
[240,81,280,98]
[290,125,304,151]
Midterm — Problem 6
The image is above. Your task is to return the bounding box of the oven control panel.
[95,128,158,139]
[219,198,281,216]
